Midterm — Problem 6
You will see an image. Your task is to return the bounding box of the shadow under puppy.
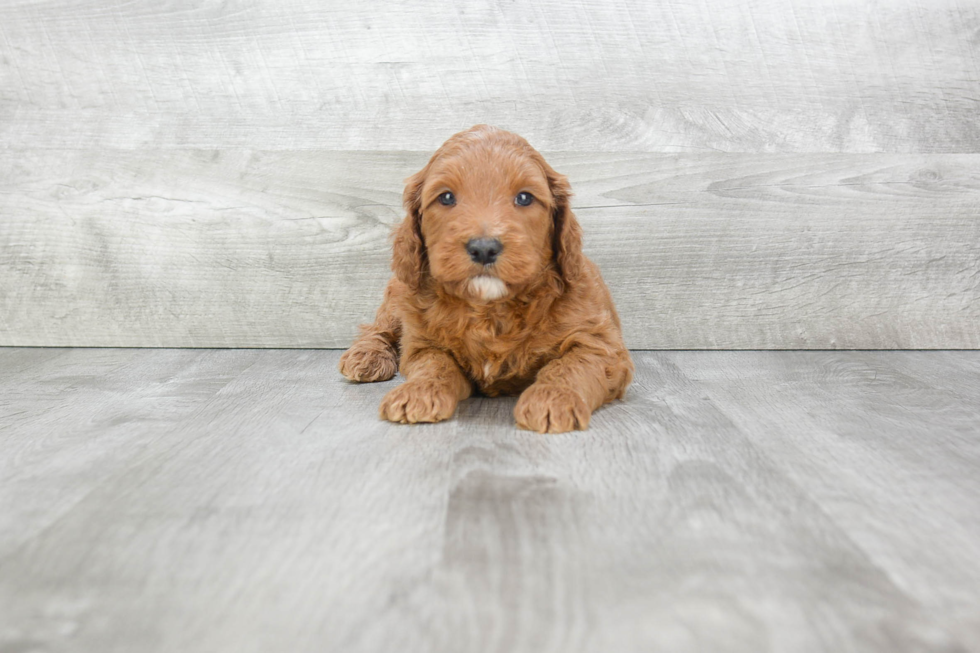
[340,125,633,433]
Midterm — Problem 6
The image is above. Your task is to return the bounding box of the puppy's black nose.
[466,238,502,265]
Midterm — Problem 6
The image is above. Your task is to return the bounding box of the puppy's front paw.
[339,337,398,383]
[514,384,591,433]
[380,379,459,424]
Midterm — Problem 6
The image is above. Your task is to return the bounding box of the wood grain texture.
[1,348,978,652]
[2,150,978,349]
[669,350,980,647]
[1,0,978,152]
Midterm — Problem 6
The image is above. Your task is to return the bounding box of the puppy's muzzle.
[466,238,503,265]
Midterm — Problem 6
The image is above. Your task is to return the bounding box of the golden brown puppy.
[339,125,632,433]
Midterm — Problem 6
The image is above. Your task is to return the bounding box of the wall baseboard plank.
[3,150,977,349]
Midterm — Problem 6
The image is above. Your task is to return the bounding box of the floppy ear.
[548,170,585,285]
[391,168,428,289]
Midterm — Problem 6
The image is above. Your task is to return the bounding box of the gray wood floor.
[1,348,979,652]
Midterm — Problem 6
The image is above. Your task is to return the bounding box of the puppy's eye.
[438,191,456,206]
[515,192,533,206]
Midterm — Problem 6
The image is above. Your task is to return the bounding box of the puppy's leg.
[379,346,472,424]
[339,279,402,382]
[515,346,632,433]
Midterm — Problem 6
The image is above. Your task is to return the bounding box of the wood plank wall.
[2,1,978,348]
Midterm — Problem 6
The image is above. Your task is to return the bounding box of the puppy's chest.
[440,312,546,394]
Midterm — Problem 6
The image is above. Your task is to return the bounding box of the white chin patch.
[468,275,508,301]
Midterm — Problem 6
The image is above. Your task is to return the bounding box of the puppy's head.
[392,125,584,302]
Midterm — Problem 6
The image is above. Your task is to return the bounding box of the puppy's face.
[412,128,558,302]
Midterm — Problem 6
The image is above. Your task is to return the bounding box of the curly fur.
[339,125,633,433]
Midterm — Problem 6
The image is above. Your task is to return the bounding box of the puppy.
[339,125,632,433]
